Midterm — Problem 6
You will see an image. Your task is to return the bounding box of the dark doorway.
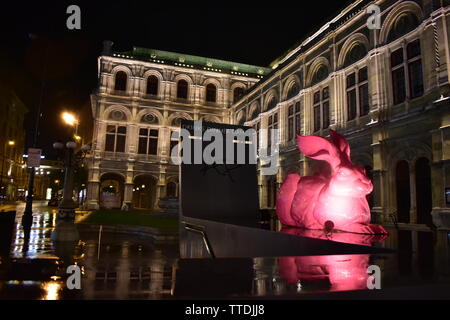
[396,161,411,223]
[133,175,157,210]
[415,158,433,225]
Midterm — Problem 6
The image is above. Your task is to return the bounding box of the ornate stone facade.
[88,0,450,229]
[87,44,270,211]
[232,0,450,229]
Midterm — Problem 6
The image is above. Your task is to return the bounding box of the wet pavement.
[0,202,450,299]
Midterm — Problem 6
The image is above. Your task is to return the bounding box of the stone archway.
[100,173,125,210]
[415,157,432,225]
[132,175,158,210]
[396,161,411,223]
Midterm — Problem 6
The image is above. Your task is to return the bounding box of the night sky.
[1,0,352,158]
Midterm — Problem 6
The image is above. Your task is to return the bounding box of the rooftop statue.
[277,130,388,235]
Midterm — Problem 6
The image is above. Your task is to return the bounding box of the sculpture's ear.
[329,130,351,162]
[296,135,340,170]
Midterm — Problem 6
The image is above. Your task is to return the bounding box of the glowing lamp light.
[8,140,15,146]
[276,130,387,235]
[62,112,78,126]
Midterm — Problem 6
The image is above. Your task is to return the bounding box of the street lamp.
[54,141,77,219]
[53,141,90,220]
[62,112,78,127]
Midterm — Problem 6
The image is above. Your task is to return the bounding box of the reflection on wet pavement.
[0,202,449,299]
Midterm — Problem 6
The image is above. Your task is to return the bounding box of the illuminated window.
[105,125,126,153]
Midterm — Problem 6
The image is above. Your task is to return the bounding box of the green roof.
[111,47,271,79]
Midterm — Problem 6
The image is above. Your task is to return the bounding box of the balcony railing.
[110,90,130,97]
[97,151,129,161]
[175,98,191,104]
[204,101,221,108]
[142,94,161,101]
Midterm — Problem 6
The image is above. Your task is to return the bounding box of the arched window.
[387,13,420,43]
[146,75,159,96]
[250,103,260,120]
[236,111,245,125]
[108,110,127,122]
[166,182,178,198]
[287,82,299,100]
[206,84,217,103]
[172,117,185,127]
[114,71,128,92]
[266,96,277,111]
[344,43,368,68]
[311,65,329,86]
[177,80,188,99]
[233,87,244,103]
[140,113,159,125]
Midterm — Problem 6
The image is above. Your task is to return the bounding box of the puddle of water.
[1,203,449,299]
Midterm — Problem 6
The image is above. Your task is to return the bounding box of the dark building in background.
[0,83,28,201]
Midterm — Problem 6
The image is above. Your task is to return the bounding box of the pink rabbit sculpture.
[277,130,388,235]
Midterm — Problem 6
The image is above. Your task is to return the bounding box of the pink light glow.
[278,228,388,292]
[277,130,388,235]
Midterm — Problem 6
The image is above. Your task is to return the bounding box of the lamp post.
[53,141,77,220]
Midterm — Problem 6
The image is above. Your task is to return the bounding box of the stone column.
[155,168,166,211]
[86,159,100,210]
[371,127,387,223]
[123,162,134,208]
[86,181,100,210]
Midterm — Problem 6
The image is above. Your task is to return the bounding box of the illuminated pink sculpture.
[277,130,387,235]
[278,228,387,291]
